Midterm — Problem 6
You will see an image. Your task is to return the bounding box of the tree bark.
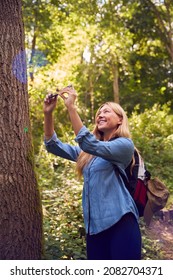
[0,0,43,259]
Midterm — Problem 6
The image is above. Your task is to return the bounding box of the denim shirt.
[44,126,139,235]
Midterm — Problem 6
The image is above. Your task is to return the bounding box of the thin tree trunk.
[29,31,37,81]
[89,78,95,124]
[112,64,119,104]
[145,0,173,62]
[0,0,43,259]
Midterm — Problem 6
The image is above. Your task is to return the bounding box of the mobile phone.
[48,84,73,99]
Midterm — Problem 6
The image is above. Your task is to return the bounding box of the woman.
[43,86,141,260]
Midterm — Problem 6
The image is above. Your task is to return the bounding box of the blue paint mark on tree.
[12,50,27,84]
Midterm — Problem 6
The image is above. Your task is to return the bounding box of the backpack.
[114,149,170,225]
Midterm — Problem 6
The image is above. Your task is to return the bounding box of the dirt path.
[145,218,173,260]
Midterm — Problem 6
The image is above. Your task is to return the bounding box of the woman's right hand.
[43,93,58,114]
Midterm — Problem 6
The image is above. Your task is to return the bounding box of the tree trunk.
[112,64,119,104]
[89,78,95,124]
[29,31,37,82]
[0,0,43,259]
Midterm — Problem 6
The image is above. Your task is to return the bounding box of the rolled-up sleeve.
[44,131,80,162]
[75,126,134,167]
[44,132,58,143]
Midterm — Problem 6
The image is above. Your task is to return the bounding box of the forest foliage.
[22,0,173,259]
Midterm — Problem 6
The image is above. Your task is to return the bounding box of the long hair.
[76,102,131,177]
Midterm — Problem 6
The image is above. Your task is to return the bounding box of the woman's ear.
[117,116,123,125]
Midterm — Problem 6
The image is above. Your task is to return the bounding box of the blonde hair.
[76,102,131,177]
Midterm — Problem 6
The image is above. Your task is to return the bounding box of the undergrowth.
[36,146,164,260]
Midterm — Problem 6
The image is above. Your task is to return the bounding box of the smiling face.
[96,104,122,140]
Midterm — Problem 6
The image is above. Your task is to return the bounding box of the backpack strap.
[113,150,141,196]
[109,136,131,190]
[113,164,132,194]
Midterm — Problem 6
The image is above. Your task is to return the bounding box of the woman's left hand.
[57,85,83,135]
[58,85,77,109]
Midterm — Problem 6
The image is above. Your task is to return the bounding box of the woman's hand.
[43,93,58,115]
[58,85,83,135]
[59,85,77,109]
